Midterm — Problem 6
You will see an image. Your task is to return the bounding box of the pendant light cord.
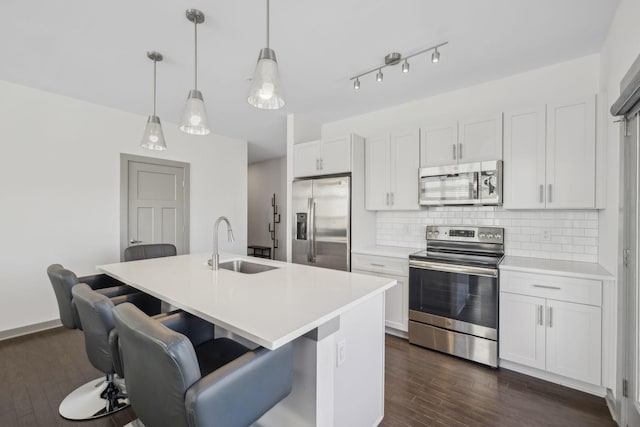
[194,19,198,90]
[266,0,270,48]
[153,58,157,116]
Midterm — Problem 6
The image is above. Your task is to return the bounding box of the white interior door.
[122,156,189,257]
[622,112,640,426]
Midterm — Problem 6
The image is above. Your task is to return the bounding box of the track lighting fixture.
[180,9,210,135]
[350,41,447,90]
[140,51,167,151]
[248,0,285,109]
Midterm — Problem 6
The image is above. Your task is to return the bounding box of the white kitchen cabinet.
[458,114,503,163]
[420,122,458,167]
[420,115,502,167]
[365,130,420,211]
[499,292,546,370]
[545,299,601,385]
[499,270,602,386]
[293,135,352,178]
[294,140,322,178]
[503,95,596,209]
[352,253,409,333]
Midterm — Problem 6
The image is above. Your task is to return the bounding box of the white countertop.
[98,253,395,350]
[499,256,614,281]
[352,245,420,259]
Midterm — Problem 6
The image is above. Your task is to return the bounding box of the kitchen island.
[98,252,395,427]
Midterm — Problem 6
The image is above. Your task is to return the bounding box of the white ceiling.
[1,1,618,163]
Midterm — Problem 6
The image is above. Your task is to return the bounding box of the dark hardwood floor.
[383,335,615,427]
[0,329,615,427]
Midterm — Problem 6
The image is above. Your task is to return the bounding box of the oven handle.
[409,260,498,278]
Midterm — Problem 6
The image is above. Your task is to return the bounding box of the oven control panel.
[426,226,504,244]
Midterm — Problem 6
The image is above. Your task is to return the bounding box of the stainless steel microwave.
[419,160,502,206]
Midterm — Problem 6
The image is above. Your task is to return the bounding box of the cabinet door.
[384,274,408,331]
[352,269,407,332]
[390,130,420,210]
[365,135,391,210]
[293,140,321,178]
[545,300,601,385]
[503,107,547,209]
[499,292,546,370]
[459,114,503,163]
[321,136,351,175]
[420,122,458,167]
[546,95,596,209]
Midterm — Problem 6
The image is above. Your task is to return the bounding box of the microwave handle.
[473,172,479,199]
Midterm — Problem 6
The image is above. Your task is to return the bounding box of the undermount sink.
[215,259,279,274]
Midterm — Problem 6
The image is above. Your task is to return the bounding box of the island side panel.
[333,292,385,426]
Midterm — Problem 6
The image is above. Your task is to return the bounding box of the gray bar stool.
[113,303,293,427]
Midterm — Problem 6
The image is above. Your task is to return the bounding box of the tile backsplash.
[376,207,598,263]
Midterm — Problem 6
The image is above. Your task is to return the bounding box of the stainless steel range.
[408,225,504,367]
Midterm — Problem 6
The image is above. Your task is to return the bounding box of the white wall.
[322,54,603,262]
[0,80,248,333]
[248,157,287,261]
[598,0,640,275]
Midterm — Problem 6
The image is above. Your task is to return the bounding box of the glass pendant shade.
[180,89,210,135]
[248,48,285,110]
[140,115,167,150]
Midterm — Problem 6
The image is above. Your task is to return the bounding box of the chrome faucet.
[211,216,235,270]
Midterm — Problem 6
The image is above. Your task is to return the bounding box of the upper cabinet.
[366,130,420,211]
[293,136,352,178]
[504,95,596,209]
[420,114,503,167]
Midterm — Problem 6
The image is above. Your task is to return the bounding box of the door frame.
[620,110,640,427]
[120,154,190,260]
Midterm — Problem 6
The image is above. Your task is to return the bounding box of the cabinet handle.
[316,159,320,170]
[386,193,390,205]
[452,144,457,160]
[547,306,553,328]
[390,192,394,205]
[320,158,323,170]
[537,304,543,326]
[539,184,544,203]
[370,263,385,267]
[458,143,463,159]
[548,184,553,203]
[533,284,561,290]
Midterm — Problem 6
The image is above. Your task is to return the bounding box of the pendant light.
[247,0,285,109]
[180,9,210,135]
[140,51,167,151]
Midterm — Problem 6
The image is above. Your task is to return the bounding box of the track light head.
[431,48,440,63]
[402,60,410,73]
[354,78,360,90]
[376,69,383,82]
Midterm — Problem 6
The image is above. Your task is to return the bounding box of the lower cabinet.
[352,253,409,333]
[499,270,602,386]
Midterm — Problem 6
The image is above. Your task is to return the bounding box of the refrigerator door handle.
[310,199,317,262]
[306,197,313,262]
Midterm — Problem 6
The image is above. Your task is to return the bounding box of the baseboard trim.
[385,327,408,339]
[605,388,620,425]
[499,359,606,397]
[0,319,62,342]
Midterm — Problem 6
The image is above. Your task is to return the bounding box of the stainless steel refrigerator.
[292,175,350,271]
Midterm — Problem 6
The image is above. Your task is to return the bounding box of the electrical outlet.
[336,339,346,367]
[542,229,552,242]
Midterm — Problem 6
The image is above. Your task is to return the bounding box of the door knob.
[130,239,142,244]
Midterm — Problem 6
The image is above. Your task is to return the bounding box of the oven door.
[409,260,498,340]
